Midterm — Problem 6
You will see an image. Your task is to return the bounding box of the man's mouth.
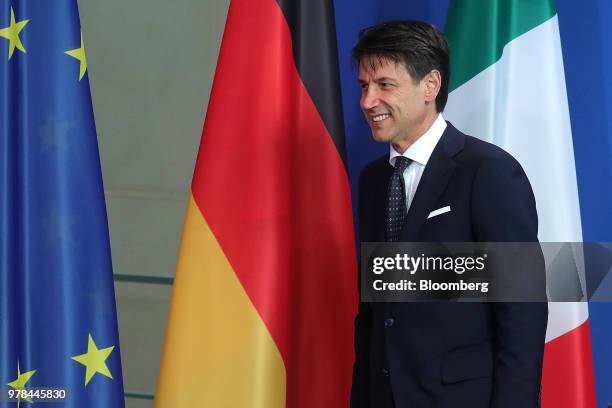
[372,113,390,123]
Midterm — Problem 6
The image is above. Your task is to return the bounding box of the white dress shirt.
[389,114,447,210]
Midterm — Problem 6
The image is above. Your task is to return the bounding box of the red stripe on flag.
[542,320,597,408]
[191,0,357,406]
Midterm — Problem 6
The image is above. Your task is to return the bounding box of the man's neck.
[392,111,439,154]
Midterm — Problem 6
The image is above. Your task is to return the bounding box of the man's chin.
[370,130,392,143]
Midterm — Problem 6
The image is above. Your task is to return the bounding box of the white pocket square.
[427,206,451,219]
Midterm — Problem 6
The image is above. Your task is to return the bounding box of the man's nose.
[361,87,378,110]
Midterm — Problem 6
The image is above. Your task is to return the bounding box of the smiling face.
[359,56,438,152]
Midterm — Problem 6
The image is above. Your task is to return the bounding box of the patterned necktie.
[385,156,411,242]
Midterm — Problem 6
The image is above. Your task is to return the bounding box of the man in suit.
[350,21,548,407]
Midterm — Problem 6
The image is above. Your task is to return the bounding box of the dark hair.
[352,20,450,112]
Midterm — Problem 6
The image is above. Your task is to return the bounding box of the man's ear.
[423,70,441,103]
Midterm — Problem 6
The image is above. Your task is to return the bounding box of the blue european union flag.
[0,1,124,406]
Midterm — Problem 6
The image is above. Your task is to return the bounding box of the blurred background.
[79,1,229,406]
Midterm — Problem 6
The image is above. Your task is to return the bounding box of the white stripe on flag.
[445,15,587,341]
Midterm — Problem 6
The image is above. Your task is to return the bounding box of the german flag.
[154,0,357,406]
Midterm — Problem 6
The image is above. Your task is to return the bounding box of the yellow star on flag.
[0,7,30,60]
[7,361,36,407]
[65,32,88,80]
[71,333,115,386]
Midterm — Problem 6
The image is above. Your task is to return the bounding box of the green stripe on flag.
[445,0,556,91]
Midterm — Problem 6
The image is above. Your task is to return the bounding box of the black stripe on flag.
[276,0,348,166]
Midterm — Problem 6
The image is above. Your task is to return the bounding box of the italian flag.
[444,1,596,406]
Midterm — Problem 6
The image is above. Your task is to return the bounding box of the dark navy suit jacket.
[351,122,548,408]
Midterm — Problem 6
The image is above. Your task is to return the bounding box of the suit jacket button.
[381,368,390,376]
[384,318,395,327]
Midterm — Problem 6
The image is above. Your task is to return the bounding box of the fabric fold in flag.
[0,1,125,406]
[155,0,357,406]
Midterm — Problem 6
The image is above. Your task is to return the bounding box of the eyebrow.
[376,77,397,83]
[358,77,398,84]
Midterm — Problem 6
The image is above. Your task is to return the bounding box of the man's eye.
[380,82,391,88]
[360,84,368,91]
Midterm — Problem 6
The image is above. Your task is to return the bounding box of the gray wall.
[79,1,230,405]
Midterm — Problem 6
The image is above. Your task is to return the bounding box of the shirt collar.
[389,113,447,167]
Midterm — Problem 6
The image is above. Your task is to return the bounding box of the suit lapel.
[400,123,464,241]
